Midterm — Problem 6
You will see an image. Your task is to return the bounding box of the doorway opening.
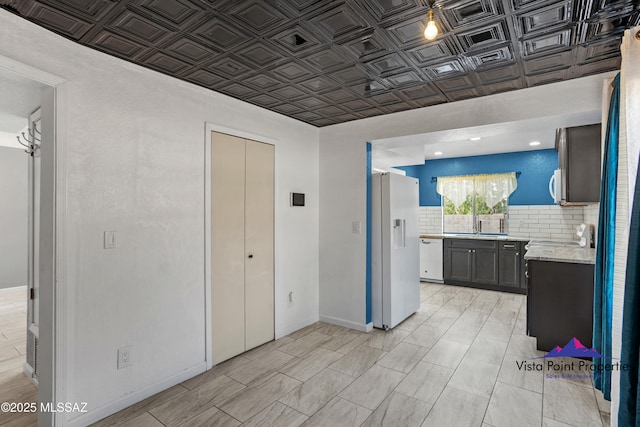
[0,59,60,426]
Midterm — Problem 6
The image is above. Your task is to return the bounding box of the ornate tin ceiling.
[2,0,638,126]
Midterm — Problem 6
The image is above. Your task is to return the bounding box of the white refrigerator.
[371,173,420,330]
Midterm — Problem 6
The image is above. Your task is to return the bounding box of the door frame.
[204,123,278,370]
[0,54,66,427]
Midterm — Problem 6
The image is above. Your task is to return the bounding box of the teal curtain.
[619,143,640,425]
[593,73,620,400]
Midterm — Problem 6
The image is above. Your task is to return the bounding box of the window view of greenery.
[443,193,508,234]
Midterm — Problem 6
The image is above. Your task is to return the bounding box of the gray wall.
[0,145,27,288]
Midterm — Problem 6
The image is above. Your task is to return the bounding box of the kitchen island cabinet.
[526,259,594,351]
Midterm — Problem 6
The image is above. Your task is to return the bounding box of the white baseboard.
[64,362,206,427]
[276,315,320,339]
[319,314,373,332]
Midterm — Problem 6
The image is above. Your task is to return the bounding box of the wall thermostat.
[290,192,305,207]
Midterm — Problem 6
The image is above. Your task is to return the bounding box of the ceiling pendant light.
[424,8,438,40]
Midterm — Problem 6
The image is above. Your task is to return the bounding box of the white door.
[211,133,246,365]
[210,132,275,364]
[244,140,274,350]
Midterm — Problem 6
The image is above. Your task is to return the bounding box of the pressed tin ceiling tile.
[5,0,639,126]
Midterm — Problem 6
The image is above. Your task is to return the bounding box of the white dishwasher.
[420,238,443,282]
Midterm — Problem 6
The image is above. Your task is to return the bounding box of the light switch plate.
[352,221,361,235]
[104,231,116,249]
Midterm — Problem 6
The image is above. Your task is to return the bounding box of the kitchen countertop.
[421,234,529,242]
[524,245,596,264]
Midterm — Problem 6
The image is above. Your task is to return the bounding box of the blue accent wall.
[397,149,558,206]
[366,142,372,325]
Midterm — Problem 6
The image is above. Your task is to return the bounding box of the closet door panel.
[211,132,246,364]
[244,140,275,350]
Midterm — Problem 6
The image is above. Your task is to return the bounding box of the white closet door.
[211,132,246,364]
[244,140,275,350]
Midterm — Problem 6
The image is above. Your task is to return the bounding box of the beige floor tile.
[149,375,244,426]
[595,388,611,414]
[395,361,454,404]
[118,412,165,427]
[422,339,470,369]
[497,353,543,393]
[218,372,301,422]
[314,323,351,336]
[367,328,410,351]
[286,322,322,340]
[423,311,458,329]
[441,323,481,346]
[454,310,490,326]
[395,314,428,332]
[417,303,442,318]
[484,382,542,427]
[361,391,431,427]
[467,298,498,314]
[226,349,294,385]
[465,336,508,365]
[88,285,606,427]
[505,334,544,359]
[279,347,343,382]
[279,332,332,357]
[422,386,489,427]
[338,365,405,410]
[178,406,240,427]
[543,377,602,427]
[376,342,428,373]
[322,331,370,354]
[92,384,188,426]
[543,417,575,426]
[0,354,24,375]
[329,344,386,377]
[279,368,354,416]
[301,397,371,427]
[181,355,251,390]
[242,401,307,427]
[403,325,447,348]
[0,410,38,427]
[242,336,296,360]
[477,319,514,342]
[448,357,500,398]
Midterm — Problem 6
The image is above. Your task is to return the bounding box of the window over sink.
[437,172,517,235]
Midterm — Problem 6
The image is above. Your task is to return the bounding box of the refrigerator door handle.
[402,219,406,247]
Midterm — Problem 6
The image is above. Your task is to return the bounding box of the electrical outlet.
[117,346,132,369]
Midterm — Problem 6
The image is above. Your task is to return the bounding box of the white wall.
[0,146,27,288]
[319,71,613,331]
[0,9,319,426]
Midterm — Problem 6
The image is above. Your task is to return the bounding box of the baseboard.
[319,314,372,332]
[65,362,207,427]
[276,315,320,339]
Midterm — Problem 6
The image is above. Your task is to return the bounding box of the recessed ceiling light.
[470,137,481,141]
[529,141,541,146]
[434,151,443,156]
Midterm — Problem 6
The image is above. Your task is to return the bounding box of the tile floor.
[94,283,610,427]
[0,286,37,427]
[0,283,611,427]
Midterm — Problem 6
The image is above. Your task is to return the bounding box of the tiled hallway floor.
[97,283,610,427]
[0,286,37,427]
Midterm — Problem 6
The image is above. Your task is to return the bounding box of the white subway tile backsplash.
[418,204,595,240]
